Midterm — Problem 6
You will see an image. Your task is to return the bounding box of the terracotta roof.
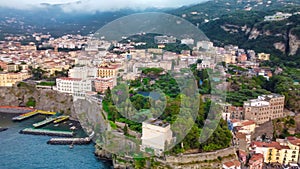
[223,160,241,168]
[57,77,82,81]
[251,141,283,150]
[289,139,300,146]
[249,153,263,164]
[238,150,247,156]
[241,120,256,126]
[231,119,240,123]
[235,132,246,139]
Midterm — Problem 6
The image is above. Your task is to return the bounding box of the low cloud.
[0,0,206,13]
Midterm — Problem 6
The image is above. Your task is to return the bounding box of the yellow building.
[251,138,300,165]
[0,72,31,87]
[98,63,119,78]
[47,65,70,75]
[257,53,270,61]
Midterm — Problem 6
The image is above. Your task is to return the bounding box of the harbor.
[0,112,112,168]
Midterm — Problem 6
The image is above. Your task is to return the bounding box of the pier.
[54,115,69,124]
[33,116,57,128]
[12,110,39,121]
[12,110,57,121]
[47,131,94,145]
[20,128,74,137]
[47,137,92,145]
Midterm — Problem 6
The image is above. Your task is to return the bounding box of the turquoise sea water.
[0,113,112,169]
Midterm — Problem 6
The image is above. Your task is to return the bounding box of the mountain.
[1,0,300,67]
[0,6,167,40]
[170,0,300,67]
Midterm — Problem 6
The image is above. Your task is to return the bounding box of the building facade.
[56,77,92,98]
[244,94,285,124]
[141,118,173,156]
[98,63,119,78]
[93,77,117,93]
[250,139,299,165]
[0,72,31,87]
[68,66,98,79]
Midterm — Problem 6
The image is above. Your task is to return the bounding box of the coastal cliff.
[0,82,74,116]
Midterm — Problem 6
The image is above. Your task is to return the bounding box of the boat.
[69,144,74,149]
[70,126,76,130]
[0,127,8,132]
[54,124,59,127]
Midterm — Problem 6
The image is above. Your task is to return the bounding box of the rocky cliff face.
[0,83,74,116]
[289,32,300,56]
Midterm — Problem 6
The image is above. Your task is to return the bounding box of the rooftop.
[144,118,169,128]
[223,160,240,168]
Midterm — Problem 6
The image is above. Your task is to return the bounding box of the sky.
[0,0,206,13]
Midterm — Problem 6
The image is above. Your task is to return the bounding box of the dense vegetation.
[103,67,232,153]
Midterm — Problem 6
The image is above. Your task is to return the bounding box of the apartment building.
[222,104,245,121]
[56,77,92,98]
[93,77,117,93]
[250,138,300,165]
[68,66,98,79]
[98,63,119,78]
[0,72,31,87]
[244,94,285,124]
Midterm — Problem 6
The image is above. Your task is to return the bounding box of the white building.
[197,60,215,70]
[197,41,214,50]
[181,38,194,45]
[141,118,173,156]
[68,66,98,79]
[56,77,92,99]
[264,12,292,21]
[154,36,176,44]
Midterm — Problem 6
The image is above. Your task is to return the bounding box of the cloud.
[0,0,205,13]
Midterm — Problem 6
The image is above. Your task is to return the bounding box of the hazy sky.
[0,0,206,13]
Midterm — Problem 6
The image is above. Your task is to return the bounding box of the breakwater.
[20,128,74,137]
[47,137,91,145]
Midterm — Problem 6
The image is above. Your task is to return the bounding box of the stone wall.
[165,147,236,164]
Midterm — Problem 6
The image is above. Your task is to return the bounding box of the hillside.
[171,0,300,67]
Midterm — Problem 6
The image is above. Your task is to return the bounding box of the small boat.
[0,127,8,132]
[69,142,74,149]
[70,126,76,130]
[54,124,59,127]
